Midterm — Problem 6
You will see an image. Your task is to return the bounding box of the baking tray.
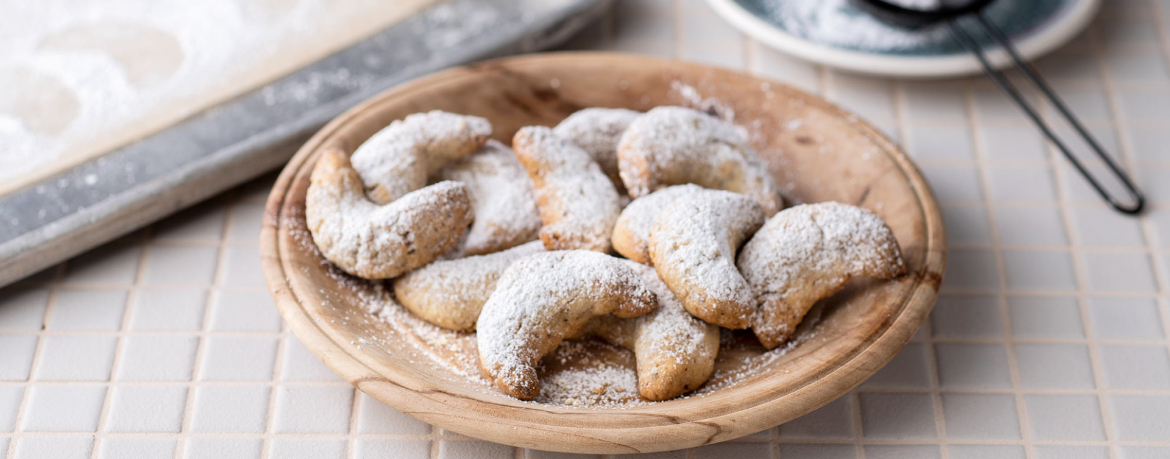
[0,0,611,287]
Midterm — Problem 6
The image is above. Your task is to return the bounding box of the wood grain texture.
[259,52,946,454]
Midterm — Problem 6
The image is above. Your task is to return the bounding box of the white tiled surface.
[3,1,1170,457]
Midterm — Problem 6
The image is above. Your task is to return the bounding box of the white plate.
[706,0,1101,78]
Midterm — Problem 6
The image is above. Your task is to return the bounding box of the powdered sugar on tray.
[324,265,490,384]
[535,340,644,407]
[0,0,436,191]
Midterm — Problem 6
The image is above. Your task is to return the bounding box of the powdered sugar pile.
[0,0,436,192]
[758,0,950,52]
[325,266,491,384]
[538,366,642,407]
[534,340,644,407]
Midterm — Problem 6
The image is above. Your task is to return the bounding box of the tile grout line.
[1098,5,1170,457]
[6,380,1170,394]
[429,415,441,459]
[921,304,948,458]
[849,391,865,459]
[86,226,155,459]
[259,294,291,457]
[5,429,1170,445]
[1099,2,1170,300]
[259,246,299,459]
[346,392,362,459]
[770,402,781,459]
[883,76,926,459]
[1,430,1170,445]
[3,264,64,459]
[893,77,950,459]
[173,196,236,459]
[1082,19,1150,459]
[1136,1,1170,370]
[0,330,286,337]
[0,283,269,292]
[963,79,1038,459]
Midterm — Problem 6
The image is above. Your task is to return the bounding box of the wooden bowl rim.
[260,52,946,453]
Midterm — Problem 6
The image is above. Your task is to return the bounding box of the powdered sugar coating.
[611,184,703,264]
[578,261,720,401]
[513,126,622,253]
[617,106,783,215]
[305,149,473,279]
[350,110,491,204]
[476,250,657,400]
[435,140,542,257]
[649,188,766,329]
[737,202,905,349]
[553,107,641,196]
[392,241,544,331]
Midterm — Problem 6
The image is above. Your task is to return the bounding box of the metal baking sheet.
[0,0,611,287]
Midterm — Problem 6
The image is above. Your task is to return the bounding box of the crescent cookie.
[737,202,906,349]
[476,251,658,400]
[350,110,491,205]
[512,126,622,253]
[611,184,703,264]
[574,261,720,401]
[553,107,641,196]
[617,106,783,215]
[649,188,765,329]
[392,241,544,331]
[435,140,542,257]
[305,149,473,279]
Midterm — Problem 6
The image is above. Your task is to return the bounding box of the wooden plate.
[260,52,946,454]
